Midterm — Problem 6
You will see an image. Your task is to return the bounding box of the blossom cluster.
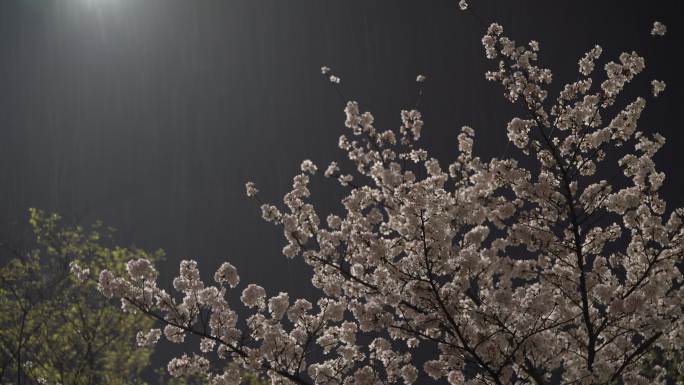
[651,21,667,36]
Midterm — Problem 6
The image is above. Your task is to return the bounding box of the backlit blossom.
[651,79,666,97]
[651,21,667,36]
[324,161,340,177]
[245,181,258,197]
[268,292,289,320]
[301,159,318,174]
[578,45,602,76]
[506,117,532,149]
[167,354,210,377]
[214,262,239,288]
[240,283,266,309]
[136,328,162,347]
[69,261,90,283]
[126,258,157,281]
[260,204,281,222]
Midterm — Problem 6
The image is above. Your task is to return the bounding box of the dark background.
[0,0,682,379]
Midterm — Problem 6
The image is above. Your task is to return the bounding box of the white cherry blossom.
[651,79,666,97]
[651,21,667,36]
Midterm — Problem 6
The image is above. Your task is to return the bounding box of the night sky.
[0,0,682,377]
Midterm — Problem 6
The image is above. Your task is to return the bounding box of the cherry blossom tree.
[96,9,683,385]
